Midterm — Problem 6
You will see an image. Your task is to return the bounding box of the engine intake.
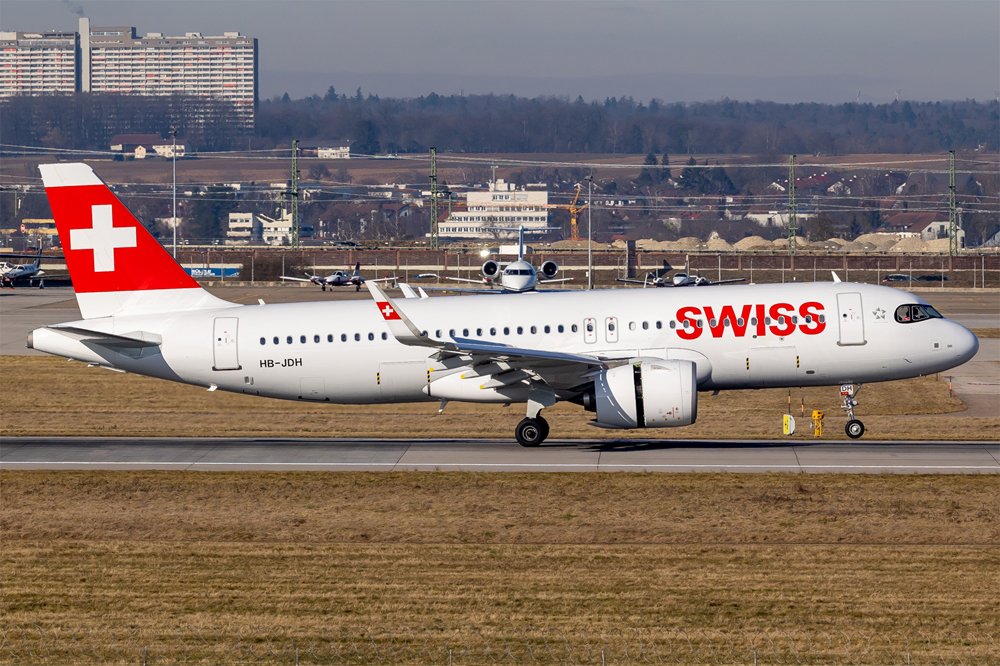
[592,359,697,428]
[540,260,559,279]
[481,260,500,278]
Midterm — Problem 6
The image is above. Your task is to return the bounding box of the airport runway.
[2,437,998,473]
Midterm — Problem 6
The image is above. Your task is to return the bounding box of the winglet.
[366,281,447,348]
[831,271,842,283]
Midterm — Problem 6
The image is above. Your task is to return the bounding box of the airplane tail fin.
[40,163,232,319]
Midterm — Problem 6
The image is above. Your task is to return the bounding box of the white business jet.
[29,163,978,446]
[441,226,571,294]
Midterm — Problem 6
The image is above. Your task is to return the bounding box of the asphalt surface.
[2,437,998,473]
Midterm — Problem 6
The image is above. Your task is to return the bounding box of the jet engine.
[481,260,500,279]
[585,359,697,428]
[540,260,559,279]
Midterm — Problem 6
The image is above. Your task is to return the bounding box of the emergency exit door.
[836,292,866,346]
[212,317,242,370]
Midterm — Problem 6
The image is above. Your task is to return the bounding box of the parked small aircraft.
[1,246,49,288]
[618,258,746,288]
[281,262,394,292]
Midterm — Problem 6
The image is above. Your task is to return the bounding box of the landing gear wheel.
[535,416,549,442]
[515,417,547,447]
[845,419,865,439]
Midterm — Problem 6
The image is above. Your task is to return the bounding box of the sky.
[4,0,998,104]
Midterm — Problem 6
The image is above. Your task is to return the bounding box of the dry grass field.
[2,471,999,664]
[2,356,997,441]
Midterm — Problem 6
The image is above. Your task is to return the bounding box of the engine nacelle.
[540,260,559,279]
[593,360,697,429]
[481,260,500,278]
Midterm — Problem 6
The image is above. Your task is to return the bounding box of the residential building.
[1,18,258,126]
[317,146,350,159]
[0,30,78,97]
[885,211,965,246]
[439,179,549,239]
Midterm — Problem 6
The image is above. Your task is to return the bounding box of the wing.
[444,276,489,285]
[418,285,505,295]
[365,282,604,393]
[538,277,573,284]
[702,278,747,286]
[616,278,649,285]
[279,276,312,283]
[365,276,397,284]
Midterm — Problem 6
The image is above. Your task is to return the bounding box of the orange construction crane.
[546,184,589,241]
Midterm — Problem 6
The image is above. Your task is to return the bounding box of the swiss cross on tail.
[40,163,198,294]
[377,302,401,320]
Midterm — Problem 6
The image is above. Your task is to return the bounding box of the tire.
[536,416,550,442]
[845,419,865,439]
[515,418,546,447]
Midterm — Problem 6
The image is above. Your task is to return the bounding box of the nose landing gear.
[840,384,865,439]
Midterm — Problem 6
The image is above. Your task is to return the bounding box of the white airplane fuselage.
[31,282,976,404]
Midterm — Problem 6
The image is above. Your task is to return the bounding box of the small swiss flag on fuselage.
[41,165,198,294]
[376,301,401,320]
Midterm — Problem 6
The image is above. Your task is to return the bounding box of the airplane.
[618,259,746,288]
[29,163,979,446]
[440,226,571,294]
[1,246,48,288]
[280,262,394,292]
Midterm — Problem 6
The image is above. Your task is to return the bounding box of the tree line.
[2,90,997,155]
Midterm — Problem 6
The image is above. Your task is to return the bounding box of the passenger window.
[503,327,510,335]
[354,333,361,342]
[571,324,578,333]
[656,321,662,329]
[368,333,375,341]
[517,326,523,335]
[737,318,745,327]
[286,336,293,344]
[642,321,649,330]
[709,319,717,328]
[273,336,279,345]
[314,334,320,343]
[381,332,388,340]
[300,335,306,344]
[476,328,483,336]
[557,325,564,333]
[462,328,469,337]
[586,323,594,332]
[628,322,636,331]
[669,321,676,329]
[490,327,497,336]
[696,320,703,329]
[327,334,334,342]
[544,325,550,334]
[435,330,442,338]
[530,326,537,334]
[259,337,266,345]
[449,329,456,337]
[341,334,347,342]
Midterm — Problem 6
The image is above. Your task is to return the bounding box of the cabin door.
[212,317,241,371]
[836,292,867,346]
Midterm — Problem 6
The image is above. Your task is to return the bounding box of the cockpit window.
[894,304,943,323]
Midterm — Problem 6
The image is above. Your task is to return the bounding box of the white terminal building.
[1,18,257,125]
[439,179,549,239]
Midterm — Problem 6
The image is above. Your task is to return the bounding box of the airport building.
[439,179,549,239]
[1,18,257,126]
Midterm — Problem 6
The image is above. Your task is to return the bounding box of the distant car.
[334,240,359,248]
[882,274,911,283]
[916,274,950,282]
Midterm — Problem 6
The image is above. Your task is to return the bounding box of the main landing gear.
[515,387,556,447]
[515,416,549,447]
[840,383,865,439]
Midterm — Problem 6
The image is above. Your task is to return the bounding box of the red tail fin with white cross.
[41,163,231,319]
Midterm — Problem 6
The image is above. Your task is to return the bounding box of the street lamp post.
[586,174,593,290]
[170,127,177,258]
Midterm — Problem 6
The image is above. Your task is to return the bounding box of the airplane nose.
[952,323,979,365]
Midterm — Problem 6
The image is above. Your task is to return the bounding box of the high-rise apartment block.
[1,18,257,125]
